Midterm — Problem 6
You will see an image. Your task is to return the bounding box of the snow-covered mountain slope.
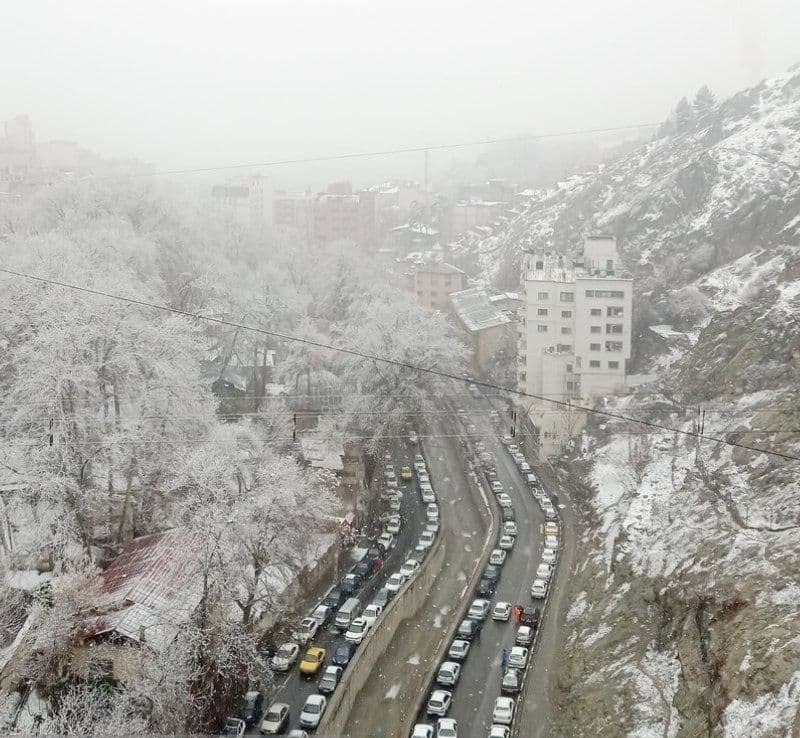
[457,67,800,736]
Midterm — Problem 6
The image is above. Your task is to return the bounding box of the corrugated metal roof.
[450,287,512,332]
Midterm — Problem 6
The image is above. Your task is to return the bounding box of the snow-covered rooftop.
[450,287,511,332]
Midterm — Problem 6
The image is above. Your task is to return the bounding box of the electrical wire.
[1,268,799,461]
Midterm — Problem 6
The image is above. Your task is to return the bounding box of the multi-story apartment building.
[518,235,632,456]
[211,175,273,229]
[411,262,467,311]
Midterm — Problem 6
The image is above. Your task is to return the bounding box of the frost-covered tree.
[693,84,717,119]
[675,96,696,132]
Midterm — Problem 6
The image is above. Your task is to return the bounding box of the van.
[335,598,362,630]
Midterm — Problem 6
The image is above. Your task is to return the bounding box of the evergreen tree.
[693,85,717,118]
[675,96,696,132]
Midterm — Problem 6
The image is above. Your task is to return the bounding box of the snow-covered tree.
[693,84,717,119]
[675,96,696,132]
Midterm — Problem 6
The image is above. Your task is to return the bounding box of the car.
[373,587,393,608]
[513,453,525,465]
[531,579,548,599]
[545,535,559,550]
[269,642,300,671]
[321,587,345,610]
[501,435,514,445]
[544,507,558,521]
[400,558,421,578]
[311,604,333,627]
[467,598,491,621]
[436,660,461,686]
[491,481,504,493]
[258,702,289,734]
[224,717,246,736]
[520,461,531,472]
[516,625,533,645]
[421,487,436,504]
[387,496,402,512]
[541,548,557,565]
[485,468,498,482]
[545,521,559,537]
[345,617,371,645]
[411,725,435,738]
[483,564,502,583]
[492,602,512,621]
[287,731,308,738]
[416,530,436,552]
[425,520,440,535]
[341,571,364,597]
[242,691,264,726]
[414,461,426,473]
[298,646,326,676]
[401,466,413,481]
[498,535,515,550]
[419,472,430,484]
[378,532,395,551]
[525,473,537,485]
[503,521,518,536]
[501,667,521,695]
[291,617,319,644]
[457,618,481,640]
[332,641,357,667]
[536,563,553,581]
[476,578,496,597]
[507,646,529,669]
[489,549,507,566]
[385,463,395,474]
[387,516,401,535]
[447,639,470,660]
[317,665,343,694]
[489,726,510,738]
[519,606,541,627]
[437,717,458,738]
[409,431,419,444]
[501,508,515,522]
[497,493,513,508]
[362,603,383,627]
[492,697,515,725]
[386,571,407,592]
[507,444,519,454]
[426,503,439,521]
[298,694,327,729]
[426,690,452,717]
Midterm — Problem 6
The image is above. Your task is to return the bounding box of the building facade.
[410,262,467,311]
[519,236,632,456]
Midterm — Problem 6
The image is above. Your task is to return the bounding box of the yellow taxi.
[298,646,326,676]
[400,466,413,481]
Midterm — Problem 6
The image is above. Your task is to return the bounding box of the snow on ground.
[697,252,784,313]
[567,591,588,623]
[584,625,611,647]
[722,670,800,738]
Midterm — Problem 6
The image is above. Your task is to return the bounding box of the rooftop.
[450,287,512,332]
[413,261,464,275]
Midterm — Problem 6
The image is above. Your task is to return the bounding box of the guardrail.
[317,531,447,736]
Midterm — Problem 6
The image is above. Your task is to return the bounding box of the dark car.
[365,547,384,568]
[476,578,496,597]
[373,587,393,608]
[241,691,263,726]
[456,618,481,640]
[322,587,346,610]
[483,564,502,583]
[501,667,521,695]
[354,560,372,580]
[340,572,364,597]
[332,641,357,667]
[519,606,541,628]
[502,507,515,522]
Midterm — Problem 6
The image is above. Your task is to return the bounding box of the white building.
[519,235,632,457]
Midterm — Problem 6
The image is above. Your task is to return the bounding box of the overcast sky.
[3,0,799,185]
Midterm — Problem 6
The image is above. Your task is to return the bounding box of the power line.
[1,266,799,462]
[83,122,659,181]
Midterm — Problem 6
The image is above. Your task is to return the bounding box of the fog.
[3,0,800,183]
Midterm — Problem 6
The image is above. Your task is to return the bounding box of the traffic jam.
[411,397,562,738]
[240,445,440,737]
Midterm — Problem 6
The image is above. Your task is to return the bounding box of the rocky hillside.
[460,67,800,735]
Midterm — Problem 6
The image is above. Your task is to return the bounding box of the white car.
[425,520,440,535]
[545,535,559,550]
[492,696,515,725]
[421,486,436,504]
[507,444,519,454]
[503,521,518,537]
[387,496,401,512]
[385,473,398,489]
[400,558,420,578]
[362,603,383,627]
[426,503,439,521]
[498,535,515,550]
[378,532,395,550]
[489,726,510,738]
[291,617,319,644]
[536,563,553,581]
[345,616,371,644]
[298,694,327,729]
[447,639,470,660]
[416,530,436,552]
[515,625,533,645]
[520,461,531,472]
[386,572,408,593]
[489,549,507,566]
[497,493,513,508]
[491,481,504,493]
[414,461,427,473]
[507,647,529,669]
[387,516,401,535]
[492,601,512,621]
[541,548,557,565]
[269,642,300,671]
[437,718,458,738]
[513,453,525,464]
[411,725,434,738]
[531,578,548,598]
[467,598,491,620]
[436,661,461,686]
[501,436,514,446]
[426,690,452,717]
[419,472,430,484]
[311,604,331,626]
[545,521,559,537]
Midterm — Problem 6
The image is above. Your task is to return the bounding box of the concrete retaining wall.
[318,533,447,737]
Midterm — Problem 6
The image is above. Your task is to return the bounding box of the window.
[590,343,601,351]
[561,326,571,335]
[608,361,620,369]
[606,324,623,334]
[586,289,625,299]
[537,325,548,333]
[590,308,602,316]
[606,259,614,272]
[590,326,601,334]
[589,360,601,368]
[566,364,573,373]
[561,310,572,318]
[556,343,572,352]
[537,291,549,301]
[607,306,623,317]
[537,308,548,316]
[576,356,582,368]
[535,260,544,270]
[605,341,623,352]
[566,381,575,391]
[559,291,574,302]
